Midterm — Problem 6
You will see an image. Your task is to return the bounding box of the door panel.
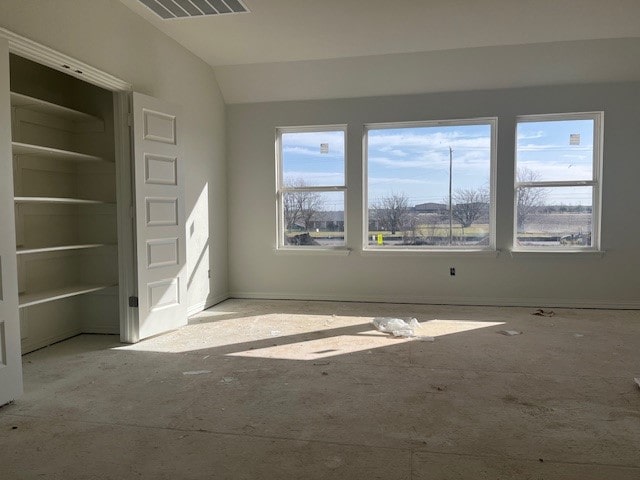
[132,93,187,340]
[0,40,23,405]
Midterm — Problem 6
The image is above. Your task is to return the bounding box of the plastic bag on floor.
[372,317,419,337]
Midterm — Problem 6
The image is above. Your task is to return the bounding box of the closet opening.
[9,54,132,354]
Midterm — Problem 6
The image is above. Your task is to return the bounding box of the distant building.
[308,211,344,231]
[414,202,447,213]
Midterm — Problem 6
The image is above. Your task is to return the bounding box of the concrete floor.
[1,299,640,479]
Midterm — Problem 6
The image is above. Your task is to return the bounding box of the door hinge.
[127,113,133,127]
[128,296,139,308]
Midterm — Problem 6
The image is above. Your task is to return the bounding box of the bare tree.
[371,193,410,235]
[516,168,548,231]
[452,187,489,228]
[402,212,421,244]
[283,179,324,231]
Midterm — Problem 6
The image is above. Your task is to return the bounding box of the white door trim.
[0,27,132,92]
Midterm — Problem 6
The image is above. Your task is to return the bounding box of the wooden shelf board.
[14,196,115,205]
[19,284,117,308]
[12,142,109,163]
[17,244,115,255]
[10,92,103,124]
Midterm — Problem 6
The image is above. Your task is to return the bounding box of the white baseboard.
[228,291,640,310]
[82,325,119,335]
[187,293,230,317]
[21,328,82,355]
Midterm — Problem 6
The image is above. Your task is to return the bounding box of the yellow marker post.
[377,233,383,245]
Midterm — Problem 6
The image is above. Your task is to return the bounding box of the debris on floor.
[532,309,555,317]
[634,378,640,390]
[415,336,435,342]
[498,330,522,336]
[220,376,238,384]
[182,370,211,375]
[372,317,421,338]
[574,333,584,338]
[269,330,282,337]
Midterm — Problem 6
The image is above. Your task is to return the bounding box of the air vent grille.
[139,0,249,19]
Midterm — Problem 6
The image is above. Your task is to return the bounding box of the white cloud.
[283,171,344,184]
[369,177,437,186]
[517,130,545,140]
[368,131,490,150]
[283,146,342,158]
[282,131,345,155]
[390,149,408,157]
[517,160,592,181]
[518,143,592,152]
[369,149,490,171]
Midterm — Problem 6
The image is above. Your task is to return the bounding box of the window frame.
[275,124,348,251]
[362,117,498,252]
[513,112,603,252]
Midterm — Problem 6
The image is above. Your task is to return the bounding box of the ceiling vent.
[139,0,249,19]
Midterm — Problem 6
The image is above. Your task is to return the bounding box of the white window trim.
[362,117,498,252]
[513,111,603,252]
[275,124,348,250]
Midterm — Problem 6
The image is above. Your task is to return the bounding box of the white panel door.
[0,40,23,405]
[132,93,187,340]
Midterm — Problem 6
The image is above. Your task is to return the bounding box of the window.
[364,119,496,250]
[515,113,602,250]
[276,126,347,248]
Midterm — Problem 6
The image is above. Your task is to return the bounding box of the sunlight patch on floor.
[113,313,374,354]
[114,314,504,357]
[227,319,505,361]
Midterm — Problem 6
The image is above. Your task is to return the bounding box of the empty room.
[1,1,639,478]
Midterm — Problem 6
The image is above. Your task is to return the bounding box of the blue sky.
[367,124,491,206]
[517,118,594,205]
[281,119,595,210]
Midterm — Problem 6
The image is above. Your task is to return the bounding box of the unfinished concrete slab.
[1,299,639,479]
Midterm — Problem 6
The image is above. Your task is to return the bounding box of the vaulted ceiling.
[120,0,640,103]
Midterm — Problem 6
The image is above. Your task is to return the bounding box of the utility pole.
[449,146,453,244]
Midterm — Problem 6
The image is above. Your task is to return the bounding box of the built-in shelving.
[10,91,104,126]
[10,55,120,353]
[16,244,115,255]
[12,142,109,163]
[14,197,115,205]
[18,284,117,308]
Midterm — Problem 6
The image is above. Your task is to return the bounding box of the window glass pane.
[366,123,492,247]
[516,186,593,247]
[283,191,344,247]
[517,119,594,182]
[282,130,345,187]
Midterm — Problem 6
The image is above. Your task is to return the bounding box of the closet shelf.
[14,197,115,205]
[19,284,117,309]
[12,142,110,163]
[10,92,104,124]
[17,244,116,255]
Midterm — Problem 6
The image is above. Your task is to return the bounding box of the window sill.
[275,247,351,256]
[509,249,606,258]
[361,248,499,257]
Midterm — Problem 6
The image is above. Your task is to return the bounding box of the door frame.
[0,27,139,343]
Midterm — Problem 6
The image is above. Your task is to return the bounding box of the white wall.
[0,0,228,311]
[215,38,640,104]
[227,82,640,308]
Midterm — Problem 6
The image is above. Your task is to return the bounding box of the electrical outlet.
[450,267,456,276]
